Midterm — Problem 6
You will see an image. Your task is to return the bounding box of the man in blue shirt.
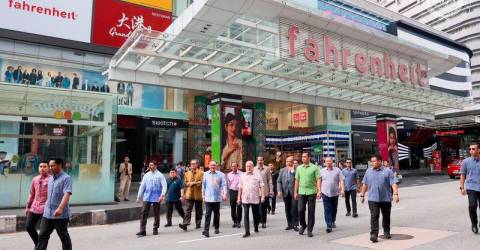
[35,158,73,250]
[360,155,399,243]
[164,169,185,227]
[201,160,227,238]
[460,142,480,234]
[136,161,167,236]
[342,159,360,218]
[320,157,345,233]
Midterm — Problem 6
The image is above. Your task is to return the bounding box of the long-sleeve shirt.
[137,170,167,203]
[202,170,227,203]
[254,165,273,197]
[26,174,49,214]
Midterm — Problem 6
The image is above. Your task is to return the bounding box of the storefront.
[0,82,115,208]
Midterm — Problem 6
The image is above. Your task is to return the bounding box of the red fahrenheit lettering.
[370,56,383,79]
[410,65,416,85]
[383,53,396,80]
[323,35,339,67]
[304,39,320,62]
[416,63,427,86]
[289,25,299,57]
[355,53,367,74]
[342,48,350,70]
[398,64,409,83]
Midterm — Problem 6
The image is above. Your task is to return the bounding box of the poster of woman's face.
[221,105,243,172]
[387,124,399,172]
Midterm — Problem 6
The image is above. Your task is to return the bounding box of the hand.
[231,142,240,150]
[316,192,321,199]
[53,208,63,217]
[189,182,195,187]
[158,195,164,203]
[180,196,185,202]
[222,193,227,201]
[277,192,283,199]
[136,198,141,203]
[394,194,400,203]
[360,195,365,204]
[356,188,361,193]
[294,193,298,200]
[237,199,242,205]
[260,197,265,203]
[461,189,467,196]
[25,209,30,216]
[340,190,345,198]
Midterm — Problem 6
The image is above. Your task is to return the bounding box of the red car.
[448,159,464,179]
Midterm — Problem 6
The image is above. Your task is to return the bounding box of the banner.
[121,0,172,12]
[221,104,243,171]
[377,116,399,173]
[431,150,442,173]
[92,0,172,48]
[1,0,93,43]
[210,104,221,166]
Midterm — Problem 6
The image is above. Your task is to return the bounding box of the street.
[1,175,478,250]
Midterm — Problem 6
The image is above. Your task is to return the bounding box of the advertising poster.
[241,108,252,136]
[221,104,243,171]
[92,0,172,48]
[432,150,442,173]
[210,104,221,166]
[1,0,94,43]
[377,116,399,173]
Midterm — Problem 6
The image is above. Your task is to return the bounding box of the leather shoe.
[196,224,201,229]
[346,212,351,216]
[164,223,172,227]
[384,232,392,239]
[153,229,158,235]
[472,224,479,234]
[285,226,293,230]
[293,226,299,232]
[370,234,378,243]
[202,231,210,238]
[242,233,250,238]
[299,226,305,235]
[232,224,237,228]
[307,232,313,237]
[179,224,187,231]
[352,213,358,218]
[237,224,241,228]
[254,228,259,233]
[326,227,332,233]
[332,222,336,228]
[136,231,146,237]
[215,229,220,234]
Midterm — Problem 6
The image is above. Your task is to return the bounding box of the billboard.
[1,0,94,43]
[92,0,172,48]
[121,0,172,12]
[377,116,399,173]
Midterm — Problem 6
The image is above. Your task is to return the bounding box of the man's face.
[124,157,129,163]
[38,163,48,175]
[302,153,310,164]
[209,161,217,172]
[257,157,264,166]
[286,157,293,167]
[293,160,299,168]
[190,160,198,171]
[170,170,177,178]
[231,163,238,172]
[246,162,254,173]
[148,162,157,171]
[470,145,479,157]
[371,157,381,168]
[268,163,274,171]
[49,160,61,174]
[325,157,333,167]
[345,160,352,168]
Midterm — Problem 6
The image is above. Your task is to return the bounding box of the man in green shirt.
[294,152,321,237]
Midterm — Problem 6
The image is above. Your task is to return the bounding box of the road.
[1,175,478,250]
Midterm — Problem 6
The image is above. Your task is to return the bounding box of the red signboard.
[293,112,307,122]
[431,150,442,173]
[92,0,172,48]
[435,130,465,136]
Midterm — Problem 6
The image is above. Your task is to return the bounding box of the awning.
[107,0,473,120]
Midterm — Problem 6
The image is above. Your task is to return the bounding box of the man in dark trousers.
[460,142,480,234]
[360,155,399,243]
[165,169,185,227]
[277,155,299,231]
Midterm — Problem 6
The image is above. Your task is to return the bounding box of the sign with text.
[92,0,172,48]
[141,117,188,128]
[279,17,428,86]
[1,0,93,42]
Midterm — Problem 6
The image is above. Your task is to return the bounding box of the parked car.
[447,159,464,179]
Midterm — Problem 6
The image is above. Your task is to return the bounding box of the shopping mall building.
[0,0,475,208]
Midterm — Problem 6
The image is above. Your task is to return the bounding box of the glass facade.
[0,82,116,208]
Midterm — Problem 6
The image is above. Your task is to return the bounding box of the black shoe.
[215,229,220,234]
[384,232,392,239]
[232,224,237,228]
[332,222,336,228]
[285,226,293,230]
[370,234,378,243]
[293,226,299,232]
[202,231,210,238]
[326,227,332,233]
[114,198,121,202]
[242,233,250,238]
[299,226,306,235]
[352,213,358,218]
[179,224,187,231]
[346,212,351,216]
[237,223,241,228]
[272,211,275,215]
[262,223,266,228]
[164,223,172,227]
[307,232,313,237]
[254,228,259,233]
[196,224,201,229]
[472,224,479,234]
[124,198,130,201]
[136,231,146,237]
[153,229,158,235]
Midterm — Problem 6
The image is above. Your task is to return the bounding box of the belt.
[229,189,238,192]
